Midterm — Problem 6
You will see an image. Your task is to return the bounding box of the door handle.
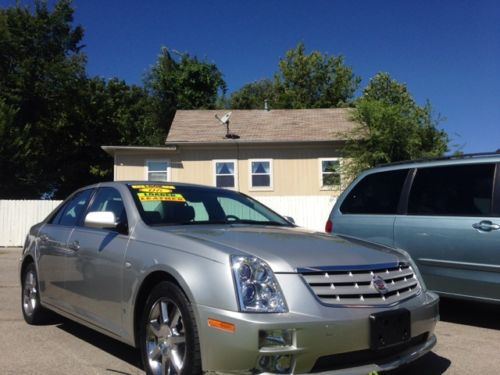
[68,240,80,251]
[39,234,49,243]
[472,220,500,232]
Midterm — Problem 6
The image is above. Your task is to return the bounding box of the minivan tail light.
[325,219,333,233]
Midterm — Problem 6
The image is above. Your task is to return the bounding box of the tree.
[230,79,275,109]
[0,0,87,198]
[229,43,360,109]
[145,48,227,134]
[50,78,162,198]
[274,42,361,108]
[344,73,449,177]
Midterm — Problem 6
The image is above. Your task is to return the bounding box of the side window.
[249,159,273,190]
[214,160,237,189]
[320,158,341,188]
[87,187,127,228]
[147,160,169,182]
[408,164,495,216]
[340,169,408,214]
[57,189,94,226]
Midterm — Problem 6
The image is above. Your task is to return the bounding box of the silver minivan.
[327,152,500,303]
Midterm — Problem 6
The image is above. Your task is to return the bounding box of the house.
[102,108,358,230]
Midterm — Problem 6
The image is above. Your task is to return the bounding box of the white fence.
[0,196,335,247]
[255,195,336,232]
[0,200,62,247]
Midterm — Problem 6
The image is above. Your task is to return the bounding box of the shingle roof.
[166,108,358,143]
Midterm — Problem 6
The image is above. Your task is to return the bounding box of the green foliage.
[0,0,87,198]
[145,48,227,133]
[344,73,449,177]
[274,42,361,108]
[229,43,360,109]
[0,1,164,198]
[230,79,275,109]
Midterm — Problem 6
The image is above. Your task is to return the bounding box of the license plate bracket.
[370,308,411,350]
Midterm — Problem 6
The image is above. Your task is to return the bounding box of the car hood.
[158,225,405,273]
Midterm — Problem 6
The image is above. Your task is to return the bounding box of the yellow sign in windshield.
[137,192,186,202]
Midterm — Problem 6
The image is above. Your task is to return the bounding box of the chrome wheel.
[23,269,38,317]
[146,298,186,375]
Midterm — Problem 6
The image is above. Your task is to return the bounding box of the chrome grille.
[299,262,420,306]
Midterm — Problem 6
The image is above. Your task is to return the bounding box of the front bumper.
[196,275,439,374]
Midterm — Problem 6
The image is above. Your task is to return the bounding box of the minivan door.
[394,162,500,301]
[333,169,409,247]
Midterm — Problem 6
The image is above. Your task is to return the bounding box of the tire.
[140,281,202,375]
[21,263,50,324]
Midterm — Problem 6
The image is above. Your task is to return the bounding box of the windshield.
[127,184,291,227]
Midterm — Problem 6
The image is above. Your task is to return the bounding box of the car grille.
[299,262,420,306]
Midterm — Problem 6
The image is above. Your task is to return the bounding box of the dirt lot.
[2,247,500,374]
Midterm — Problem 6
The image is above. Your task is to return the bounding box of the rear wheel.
[140,282,201,375]
[21,263,49,324]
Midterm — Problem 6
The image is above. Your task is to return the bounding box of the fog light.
[259,329,294,348]
[257,354,294,374]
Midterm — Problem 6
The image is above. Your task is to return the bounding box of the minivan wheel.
[21,263,49,324]
[140,282,201,375]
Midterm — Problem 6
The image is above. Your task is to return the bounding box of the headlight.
[231,255,288,313]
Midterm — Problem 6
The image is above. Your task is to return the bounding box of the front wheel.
[21,263,49,324]
[140,282,201,375]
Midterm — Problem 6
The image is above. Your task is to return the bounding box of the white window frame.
[145,159,171,182]
[249,159,273,191]
[319,158,341,190]
[213,159,238,190]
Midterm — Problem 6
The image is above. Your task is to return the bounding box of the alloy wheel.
[146,298,186,375]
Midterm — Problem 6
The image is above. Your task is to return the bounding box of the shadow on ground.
[439,297,500,330]
[54,316,142,371]
[383,351,451,374]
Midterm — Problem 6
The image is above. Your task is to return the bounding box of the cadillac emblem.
[372,275,389,295]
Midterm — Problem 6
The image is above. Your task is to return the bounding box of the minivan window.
[408,164,495,216]
[340,169,408,214]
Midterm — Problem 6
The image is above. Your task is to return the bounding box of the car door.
[332,168,409,247]
[394,162,500,301]
[37,189,94,310]
[64,187,129,335]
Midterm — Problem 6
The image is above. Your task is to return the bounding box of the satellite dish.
[215,111,232,125]
[214,111,239,139]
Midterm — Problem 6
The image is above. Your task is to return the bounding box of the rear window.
[408,163,495,216]
[340,169,408,214]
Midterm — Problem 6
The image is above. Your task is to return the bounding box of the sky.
[2,0,499,153]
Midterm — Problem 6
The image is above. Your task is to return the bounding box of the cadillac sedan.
[20,182,439,374]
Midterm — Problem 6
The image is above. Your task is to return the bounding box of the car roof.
[367,151,500,174]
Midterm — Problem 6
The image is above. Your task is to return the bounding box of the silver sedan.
[20,181,439,374]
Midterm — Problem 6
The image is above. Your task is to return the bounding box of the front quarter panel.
[121,229,238,345]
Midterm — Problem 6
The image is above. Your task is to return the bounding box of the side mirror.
[284,216,295,225]
[84,211,118,229]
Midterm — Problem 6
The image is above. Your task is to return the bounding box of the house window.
[320,158,341,188]
[146,160,169,182]
[250,159,273,190]
[214,160,237,189]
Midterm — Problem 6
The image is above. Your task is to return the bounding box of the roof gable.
[166,108,358,144]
